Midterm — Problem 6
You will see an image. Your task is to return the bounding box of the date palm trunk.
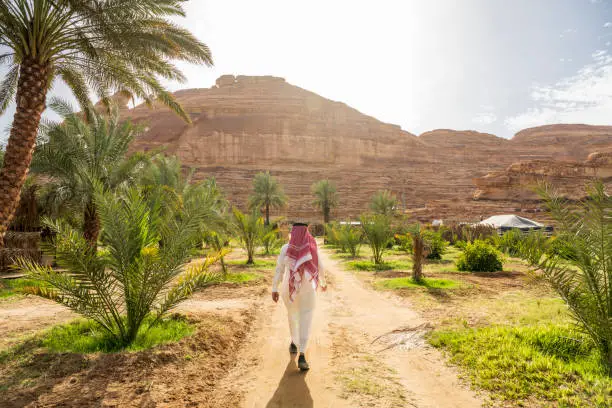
[412,234,424,282]
[83,200,100,247]
[0,59,50,247]
[265,204,270,226]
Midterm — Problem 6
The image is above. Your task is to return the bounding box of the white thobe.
[272,243,326,353]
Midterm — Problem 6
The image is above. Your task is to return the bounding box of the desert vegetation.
[322,186,612,406]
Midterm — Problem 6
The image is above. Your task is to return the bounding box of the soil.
[214,248,484,407]
[0,248,485,407]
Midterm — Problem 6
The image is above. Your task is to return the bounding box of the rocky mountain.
[123,75,612,223]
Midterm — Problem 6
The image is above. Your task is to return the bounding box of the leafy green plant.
[456,240,503,272]
[369,190,398,216]
[518,182,612,370]
[338,224,362,258]
[232,208,264,264]
[360,214,392,264]
[312,179,339,224]
[17,187,220,347]
[203,230,231,277]
[248,171,287,225]
[422,230,448,260]
[495,228,523,256]
[325,221,341,247]
[394,233,413,253]
[262,224,283,255]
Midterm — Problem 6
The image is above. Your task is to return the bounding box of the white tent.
[478,215,543,230]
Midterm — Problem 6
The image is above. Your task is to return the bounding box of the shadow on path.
[265,358,313,408]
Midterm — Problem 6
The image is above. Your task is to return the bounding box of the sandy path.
[0,297,74,349]
[229,247,483,408]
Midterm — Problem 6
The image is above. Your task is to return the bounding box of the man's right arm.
[272,244,288,294]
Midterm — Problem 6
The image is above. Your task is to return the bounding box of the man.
[272,223,327,371]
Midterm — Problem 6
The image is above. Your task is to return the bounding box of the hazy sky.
[2,0,612,139]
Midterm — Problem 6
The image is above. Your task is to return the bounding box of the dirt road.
[224,248,484,408]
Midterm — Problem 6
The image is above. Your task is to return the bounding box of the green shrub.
[495,228,523,256]
[454,240,467,250]
[360,214,393,264]
[338,224,362,258]
[325,222,341,247]
[423,230,447,260]
[456,240,503,272]
[394,233,413,253]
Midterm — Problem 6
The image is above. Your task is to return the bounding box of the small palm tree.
[32,101,148,246]
[519,181,612,370]
[18,187,220,347]
[140,155,227,237]
[248,171,287,225]
[0,0,213,246]
[407,224,426,282]
[369,190,398,216]
[232,207,264,264]
[360,214,392,264]
[312,179,338,224]
[261,223,282,255]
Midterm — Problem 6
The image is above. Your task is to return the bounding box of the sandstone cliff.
[123,75,612,223]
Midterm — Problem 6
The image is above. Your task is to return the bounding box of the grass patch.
[429,324,612,407]
[0,278,45,298]
[41,315,194,353]
[375,277,461,290]
[222,272,261,284]
[346,259,412,272]
[226,259,276,268]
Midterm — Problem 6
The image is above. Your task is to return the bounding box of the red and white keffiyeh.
[286,225,319,302]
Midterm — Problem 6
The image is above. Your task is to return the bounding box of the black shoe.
[289,342,298,354]
[298,353,309,371]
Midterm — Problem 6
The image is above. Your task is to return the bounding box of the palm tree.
[518,181,612,370]
[311,179,338,224]
[18,186,220,347]
[369,190,398,216]
[232,207,264,264]
[32,101,148,246]
[0,0,213,246]
[407,223,426,282]
[248,171,287,225]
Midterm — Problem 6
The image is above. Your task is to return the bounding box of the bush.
[394,233,413,253]
[442,223,496,244]
[360,214,392,264]
[454,240,467,250]
[338,224,362,258]
[422,230,447,260]
[456,240,503,272]
[325,222,341,247]
[495,228,523,256]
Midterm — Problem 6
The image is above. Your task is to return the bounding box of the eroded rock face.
[473,152,612,202]
[123,75,612,222]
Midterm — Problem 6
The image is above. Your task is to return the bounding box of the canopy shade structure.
[478,214,549,233]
